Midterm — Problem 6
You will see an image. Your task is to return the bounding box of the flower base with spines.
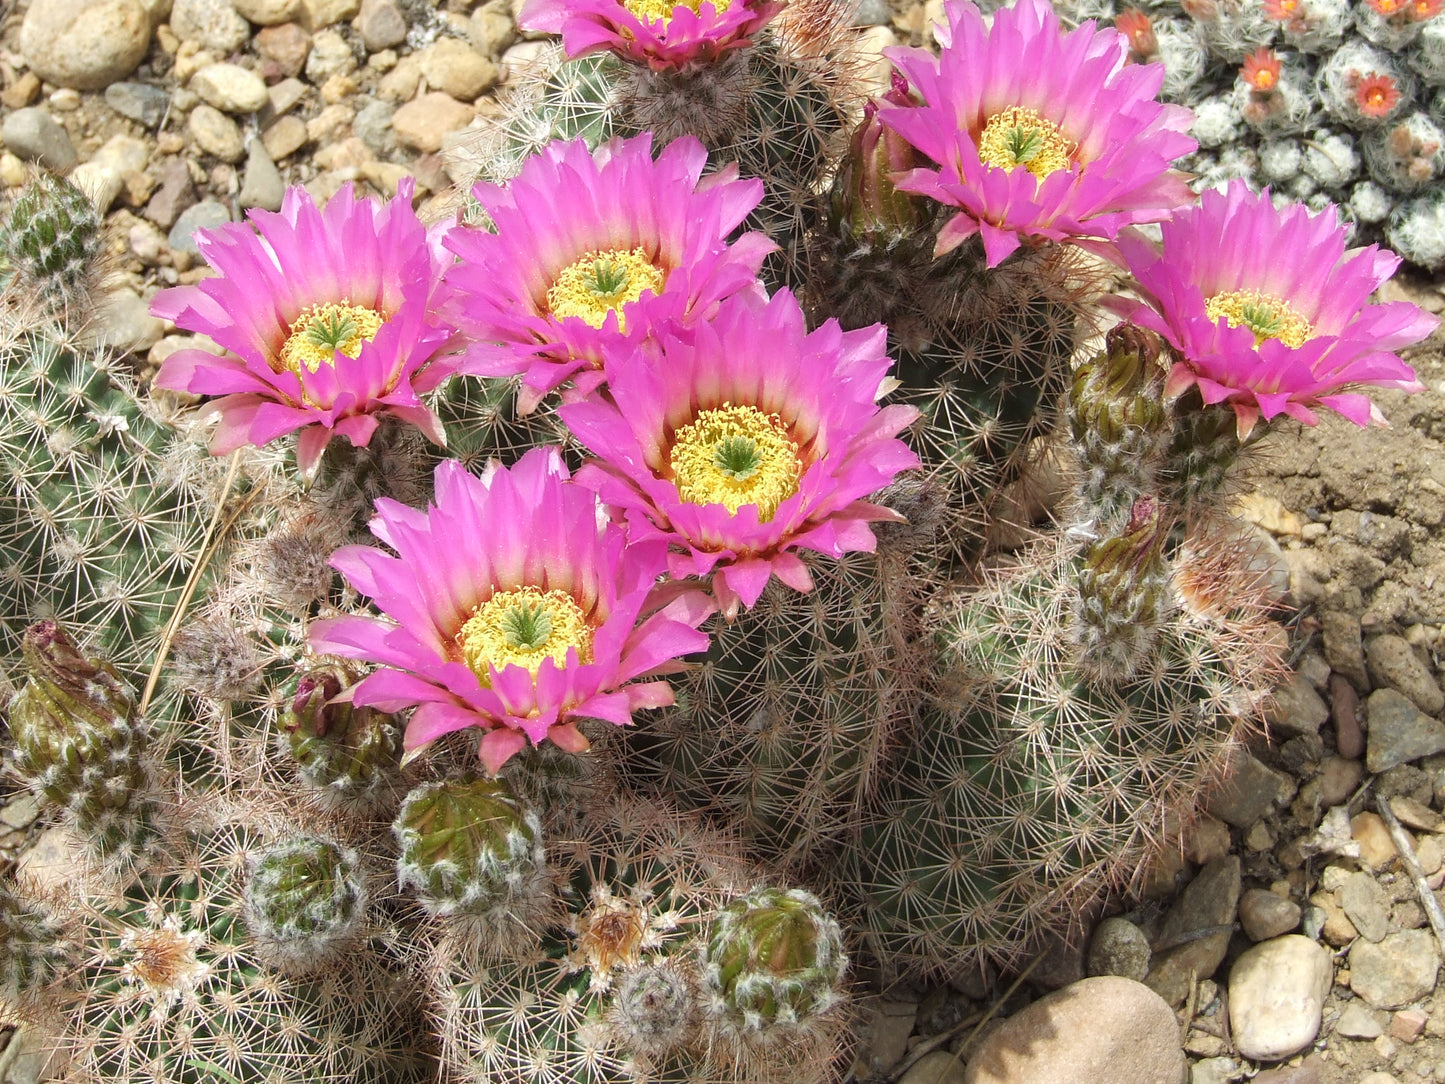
[8,622,165,862]
[617,550,919,869]
[280,662,406,815]
[844,534,1286,981]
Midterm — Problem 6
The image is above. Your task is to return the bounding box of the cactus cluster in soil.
[1,0,1438,1079]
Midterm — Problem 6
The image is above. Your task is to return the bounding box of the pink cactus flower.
[559,289,920,620]
[151,181,459,476]
[1110,181,1438,436]
[443,134,776,414]
[878,0,1197,267]
[519,0,783,70]
[309,449,713,774]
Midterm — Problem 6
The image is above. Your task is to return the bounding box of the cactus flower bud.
[10,621,159,858]
[281,662,404,813]
[243,834,368,975]
[833,72,930,239]
[393,778,548,926]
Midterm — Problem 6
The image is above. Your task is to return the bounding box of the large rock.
[1366,688,1445,773]
[1366,633,1445,714]
[963,977,1186,1084]
[1349,930,1440,1009]
[0,107,77,171]
[1227,935,1333,1061]
[20,0,152,90]
[1146,856,1242,1006]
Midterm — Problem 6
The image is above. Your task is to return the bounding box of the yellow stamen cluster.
[669,403,802,522]
[457,586,595,682]
[1204,289,1313,348]
[621,0,734,21]
[278,302,385,373]
[977,107,1077,178]
[546,247,666,331]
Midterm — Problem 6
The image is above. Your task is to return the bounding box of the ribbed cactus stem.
[243,834,368,975]
[1074,495,1173,681]
[1068,324,1171,523]
[1163,390,1256,508]
[702,886,847,1038]
[394,778,548,939]
[282,663,404,813]
[0,170,104,315]
[0,882,71,1002]
[9,621,162,859]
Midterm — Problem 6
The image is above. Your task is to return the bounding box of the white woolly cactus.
[1388,185,1445,268]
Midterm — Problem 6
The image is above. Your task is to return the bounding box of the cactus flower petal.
[152,181,460,466]
[879,0,1197,267]
[443,134,775,412]
[520,0,783,70]
[309,450,713,773]
[560,289,920,619]
[1110,181,1438,430]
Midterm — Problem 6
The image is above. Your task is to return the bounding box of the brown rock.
[1351,811,1403,869]
[419,37,499,101]
[256,23,312,79]
[1330,673,1364,760]
[962,978,1185,1084]
[261,113,308,160]
[1308,890,1358,947]
[1145,856,1241,1006]
[1322,610,1370,693]
[143,158,197,228]
[390,91,473,153]
[1390,1007,1428,1042]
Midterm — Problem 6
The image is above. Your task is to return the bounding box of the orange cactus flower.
[1115,8,1158,59]
[1240,47,1282,92]
[1354,71,1401,118]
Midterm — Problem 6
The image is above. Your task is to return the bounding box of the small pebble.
[191,62,270,114]
[188,103,246,162]
[1086,917,1150,981]
[104,81,170,127]
[1336,1002,1385,1039]
[1228,935,1333,1061]
[1238,888,1301,941]
[171,0,251,52]
[168,199,232,254]
[239,138,285,211]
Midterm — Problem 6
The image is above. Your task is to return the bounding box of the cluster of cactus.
[1048,0,1445,267]
[3,0,1424,1075]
